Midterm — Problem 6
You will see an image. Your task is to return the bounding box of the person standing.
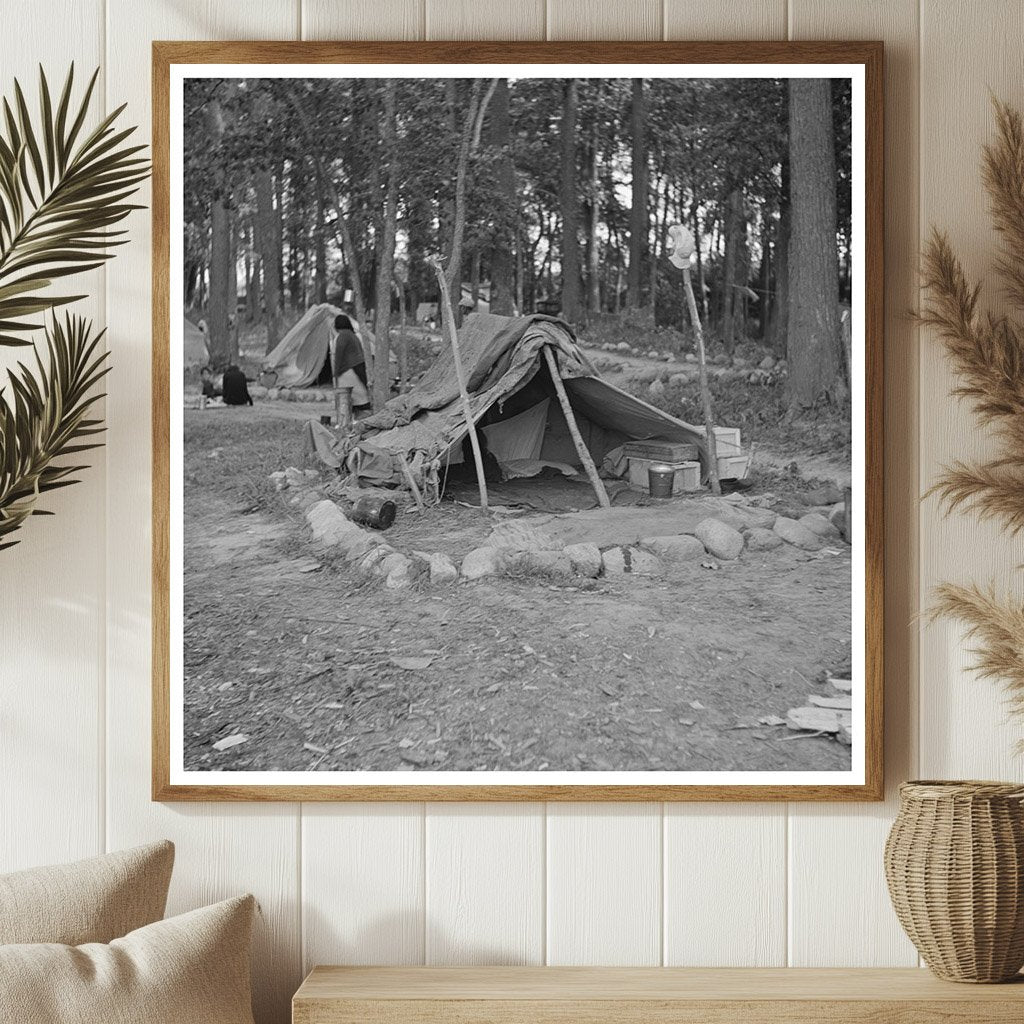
[332,314,371,411]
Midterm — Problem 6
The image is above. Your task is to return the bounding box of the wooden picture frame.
[153,40,883,802]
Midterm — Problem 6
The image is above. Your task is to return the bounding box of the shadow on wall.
[301,905,533,972]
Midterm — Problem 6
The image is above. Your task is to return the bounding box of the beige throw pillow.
[0,840,174,945]
[0,894,256,1024]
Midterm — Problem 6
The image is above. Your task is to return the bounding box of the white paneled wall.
[4,2,1023,1022]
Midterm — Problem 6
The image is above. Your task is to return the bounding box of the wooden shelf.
[293,966,1024,1023]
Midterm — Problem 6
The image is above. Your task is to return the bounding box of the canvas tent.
[340,313,729,494]
[261,303,375,387]
[183,318,208,367]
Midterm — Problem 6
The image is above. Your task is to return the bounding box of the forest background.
[183,75,853,415]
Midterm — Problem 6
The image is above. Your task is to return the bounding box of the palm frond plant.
[0,65,148,550]
[920,98,1024,717]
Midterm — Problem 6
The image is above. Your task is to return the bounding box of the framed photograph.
[153,41,883,801]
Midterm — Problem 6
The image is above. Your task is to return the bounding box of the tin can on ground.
[350,495,397,530]
[647,464,675,498]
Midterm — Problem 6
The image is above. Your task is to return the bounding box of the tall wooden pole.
[429,255,488,510]
[542,346,611,509]
[669,222,720,496]
[682,263,721,496]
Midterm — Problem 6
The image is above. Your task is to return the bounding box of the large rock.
[828,503,850,542]
[642,534,706,561]
[695,518,744,560]
[428,552,459,584]
[306,499,379,561]
[358,546,394,577]
[383,553,418,590]
[461,546,506,580]
[669,372,691,387]
[564,542,603,578]
[773,516,824,551]
[647,379,666,398]
[799,512,840,540]
[602,546,662,576]
[508,549,573,579]
[744,527,783,552]
[799,483,844,506]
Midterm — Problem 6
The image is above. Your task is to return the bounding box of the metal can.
[647,464,675,498]
[350,495,397,530]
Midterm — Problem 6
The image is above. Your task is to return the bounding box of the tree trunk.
[560,77,581,323]
[721,188,743,356]
[372,80,399,409]
[489,78,515,316]
[690,201,709,322]
[254,168,283,353]
[206,97,231,367]
[787,78,841,411]
[314,160,327,304]
[586,127,601,315]
[208,196,231,367]
[627,78,647,309]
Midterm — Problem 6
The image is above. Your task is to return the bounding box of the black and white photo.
[155,44,882,799]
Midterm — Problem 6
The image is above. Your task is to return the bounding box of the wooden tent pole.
[542,345,611,509]
[428,255,488,511]
[681,265,721,496]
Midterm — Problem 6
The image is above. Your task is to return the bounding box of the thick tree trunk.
[586,128,601,315]
[627,78,647,309]
[372,80,400,409]
[560,77,581,323]
[489,78,515,316]
[721,188,743,355]
[690,201,709,322]
[254,168,283,353]
[208,196,231,367]
[314,161,328,304]
[206,97,231,367]
[787,78,841,411]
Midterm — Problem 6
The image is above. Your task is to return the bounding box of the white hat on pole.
[667,223,696,268]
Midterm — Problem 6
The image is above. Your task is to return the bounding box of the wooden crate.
[293,966,1024,1023]
[621,439,699,462]
[712,426,742,456]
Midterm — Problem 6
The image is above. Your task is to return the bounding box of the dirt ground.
[183,403,853,774]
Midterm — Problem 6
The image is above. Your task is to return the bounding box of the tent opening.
[315,348,333,386]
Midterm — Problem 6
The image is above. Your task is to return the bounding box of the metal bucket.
[648,464,675,499]
[350,495,397,530]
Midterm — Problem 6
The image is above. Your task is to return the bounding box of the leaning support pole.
[669,223,721,496]
[428,255,488,511]
[542,345,611,509]
[683,265,721,496]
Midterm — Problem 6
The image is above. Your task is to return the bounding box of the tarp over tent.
[344,313,715,490]
[183,318,208,367]
[261,303,375,387]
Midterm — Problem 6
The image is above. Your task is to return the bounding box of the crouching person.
[222,364,253,406]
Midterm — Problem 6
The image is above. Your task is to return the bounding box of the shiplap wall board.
[6,2,1023,1021]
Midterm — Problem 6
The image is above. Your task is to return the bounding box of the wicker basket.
[885,780,1024,982]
